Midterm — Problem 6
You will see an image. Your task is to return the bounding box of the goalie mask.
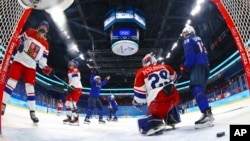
[182,25,195,38]
[142,53,157,67]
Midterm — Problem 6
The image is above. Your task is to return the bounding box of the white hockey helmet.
[182,25,195,36]
[142,52,157,67]
[94,75,101,80]
[111,95,114,99]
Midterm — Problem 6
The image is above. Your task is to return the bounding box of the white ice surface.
[1,98,250,141]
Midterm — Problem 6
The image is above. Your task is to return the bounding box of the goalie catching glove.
[163,83,174,96]
[42,66,54,76]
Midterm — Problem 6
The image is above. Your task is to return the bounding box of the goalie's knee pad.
[164,106,181,125]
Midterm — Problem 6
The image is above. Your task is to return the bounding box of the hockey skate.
[63,115,72,124]
[2,103,6,115]
[195,107,214,129]
[30,110,39,125]
[111,117,118,121]
[99,119,106,124]
[83,118,91,124]
[69,116,79,126]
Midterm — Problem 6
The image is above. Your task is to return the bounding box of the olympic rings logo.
[119,30,130,35]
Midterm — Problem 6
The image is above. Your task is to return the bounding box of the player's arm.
[133,71,147,110]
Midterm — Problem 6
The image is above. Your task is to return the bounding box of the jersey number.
[148,70,170,89]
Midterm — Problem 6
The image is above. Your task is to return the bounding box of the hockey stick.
[87,64,100,69]
[53,74,72,88]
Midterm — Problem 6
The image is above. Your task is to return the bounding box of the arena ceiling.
[23,0,237,89]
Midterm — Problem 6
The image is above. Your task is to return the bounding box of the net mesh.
[0,0,26,64]
[220,0,250,46]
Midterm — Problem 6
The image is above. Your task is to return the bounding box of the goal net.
[0,0,32,133]
[212,0,250,88]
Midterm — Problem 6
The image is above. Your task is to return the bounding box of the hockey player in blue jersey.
[106,95,118,121]
[84,69,110,124]
[180,25,214,129]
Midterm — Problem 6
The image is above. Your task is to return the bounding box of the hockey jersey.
[89,74,108,97]
[14,28,49,69]
[183,35,209,69]
[107,98,118,109]
[133,64,177,105]
[68,68,83,89]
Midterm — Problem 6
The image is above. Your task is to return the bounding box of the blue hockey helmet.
[39,21,49,30]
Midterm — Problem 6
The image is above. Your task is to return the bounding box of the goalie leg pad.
[138,116,165,136]
[165,106,181,126]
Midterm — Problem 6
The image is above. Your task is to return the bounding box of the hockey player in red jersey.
[1,21,53,124]
[57,99,63,116]
[63,60,83,126]
[133,52,180,136]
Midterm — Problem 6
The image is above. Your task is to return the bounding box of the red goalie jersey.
[133,63,180,119]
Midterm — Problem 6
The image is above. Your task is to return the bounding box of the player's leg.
[190,65,214,128]
[25,83,39,123]
[96,98,105,124]
[24,67,39,123]
[84,97,96,124]
[69,91,81,126]
[111,108,118,121]
[63,100,72,124]
[2,62,22,115]
[146,89,180,136]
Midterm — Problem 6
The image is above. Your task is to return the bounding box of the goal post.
[0,0,32,134]
[212,0,250,88]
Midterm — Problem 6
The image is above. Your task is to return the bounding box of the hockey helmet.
[39,21,49,30]
[111,95,114,99]
[142,52,157,67]
[94,75,101,80]
[68,59,79,68]
[182,25,195,36]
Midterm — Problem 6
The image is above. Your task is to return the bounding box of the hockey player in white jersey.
[63,60,83,126]
[1,21,53,124]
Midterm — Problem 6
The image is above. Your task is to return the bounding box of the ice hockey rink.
[1,97,250,141]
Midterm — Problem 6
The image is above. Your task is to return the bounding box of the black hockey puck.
[216,131,225,137]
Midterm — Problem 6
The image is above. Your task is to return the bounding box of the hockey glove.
[42,66,54,76]
[16,35,25,53]
[91,68,97,74]
[179,65,187,73]
[132,99,144,111]
[105,75,111,80]
[17,44,24,53]
[163,83,174,96]
[179,65,189,78]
